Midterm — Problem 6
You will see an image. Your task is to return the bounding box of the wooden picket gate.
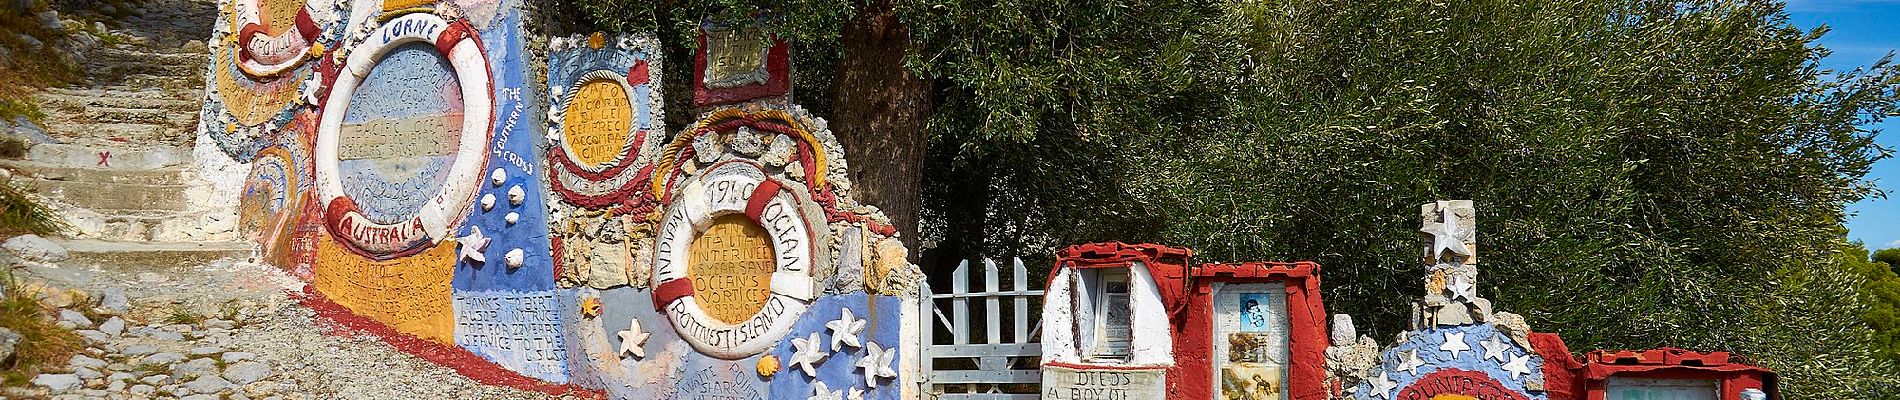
[918,258,1045,399]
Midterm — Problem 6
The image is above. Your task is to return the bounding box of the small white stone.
[490,168,506,186]
[505,212,519,225]
[507,186,525,206]
[504,249,524,270]
[481,194,496,211]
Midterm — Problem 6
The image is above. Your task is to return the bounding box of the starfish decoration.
[789,332,829,378]
[808,381,844,400]
[848,387,864,400]
[459,227,490,263]
[856,341,898,388]
[1501,354,1534,380]
[617,318,650,359]
[827,308,867,351]
[1420,205,1473,263]
[1447,275,1475,301]
[1367,370,1398,399]
[1396,349,1424,376]
[1440,332,1470,359]
[1481,333,1513,363]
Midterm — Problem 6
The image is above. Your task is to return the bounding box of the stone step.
[45,122,187,143]
[22,178,192,213]
[37,89,198,112]
[27,142,189,170]
[52,239,251,269]
[0,160,191,185]
[59,106,199,128]
[83,47,206,79]
[121,73,206,93]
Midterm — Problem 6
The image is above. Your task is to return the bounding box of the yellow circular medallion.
[562,79,634,167]
[687,214,777,324]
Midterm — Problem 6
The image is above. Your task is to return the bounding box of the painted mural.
[202,0,926,396]
[196,0,1777,398]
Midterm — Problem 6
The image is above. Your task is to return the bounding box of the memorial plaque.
[1041,364,1166,400]
[687,214,776,324]
[563,79,634,167]
[704,29,767,88]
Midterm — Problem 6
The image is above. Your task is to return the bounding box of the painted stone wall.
[198,1,926,397]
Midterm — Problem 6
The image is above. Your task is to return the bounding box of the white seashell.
[508,185,525,206]
[490,168,506,187]
[505,248,525,269]
[505,212,519,225]
[481,193,496,211]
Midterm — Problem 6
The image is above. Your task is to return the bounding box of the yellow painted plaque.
[312,234,456,344]
[687,214,776,324]
[259,0,302,34]
[562,79,633,167]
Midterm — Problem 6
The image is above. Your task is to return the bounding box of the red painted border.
[293,285,604,398]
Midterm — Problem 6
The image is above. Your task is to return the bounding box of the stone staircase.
[1,0,248,261]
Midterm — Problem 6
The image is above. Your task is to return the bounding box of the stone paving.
[1,236,557,399]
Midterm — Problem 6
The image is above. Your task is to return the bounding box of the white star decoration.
[808,381,843,400]
[1481,333,1513,362]
[827,308,867,351]
[848,387,864,400]
[1396,349,1424,376]
[617,319,650,359]
[856,341,898,388]
[1368,370,1398,399]
[789,332,829,378]
[459,227,490,263]
[1421,206,1473,262]
[1501,354,1534,380]
[1447,275,1475,301]
[1440,332,1470,359]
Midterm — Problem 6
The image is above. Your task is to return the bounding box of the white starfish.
[827,308,867,351]
[856,341,898,388]
[1481,333,1513,362]
[789,332,829,378]
[808,381,843,400]
[459,227,490,263]
[617,319,650,359]
[1440,331,1470,359]
[1367,370,1398,399]
[1501,353,1534,380]
[1396,349,1424,376]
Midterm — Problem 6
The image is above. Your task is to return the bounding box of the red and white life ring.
[651,161,817,359]
[313,12,492,257]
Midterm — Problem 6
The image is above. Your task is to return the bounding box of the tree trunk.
[830,5,932,256]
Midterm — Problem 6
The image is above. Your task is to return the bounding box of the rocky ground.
[0,236,556,399]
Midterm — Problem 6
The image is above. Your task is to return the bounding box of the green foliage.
[0,271,81,387]
[1843,241,1900,362]
[0,176,66,236]
[1876,247,1900,275]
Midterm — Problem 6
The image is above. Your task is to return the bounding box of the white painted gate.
[917,258,1045,399]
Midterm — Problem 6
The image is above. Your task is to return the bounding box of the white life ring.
[313,12,492,257]
[651,161,816,359]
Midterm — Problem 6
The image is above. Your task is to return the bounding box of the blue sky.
[1786,0,1900,250]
